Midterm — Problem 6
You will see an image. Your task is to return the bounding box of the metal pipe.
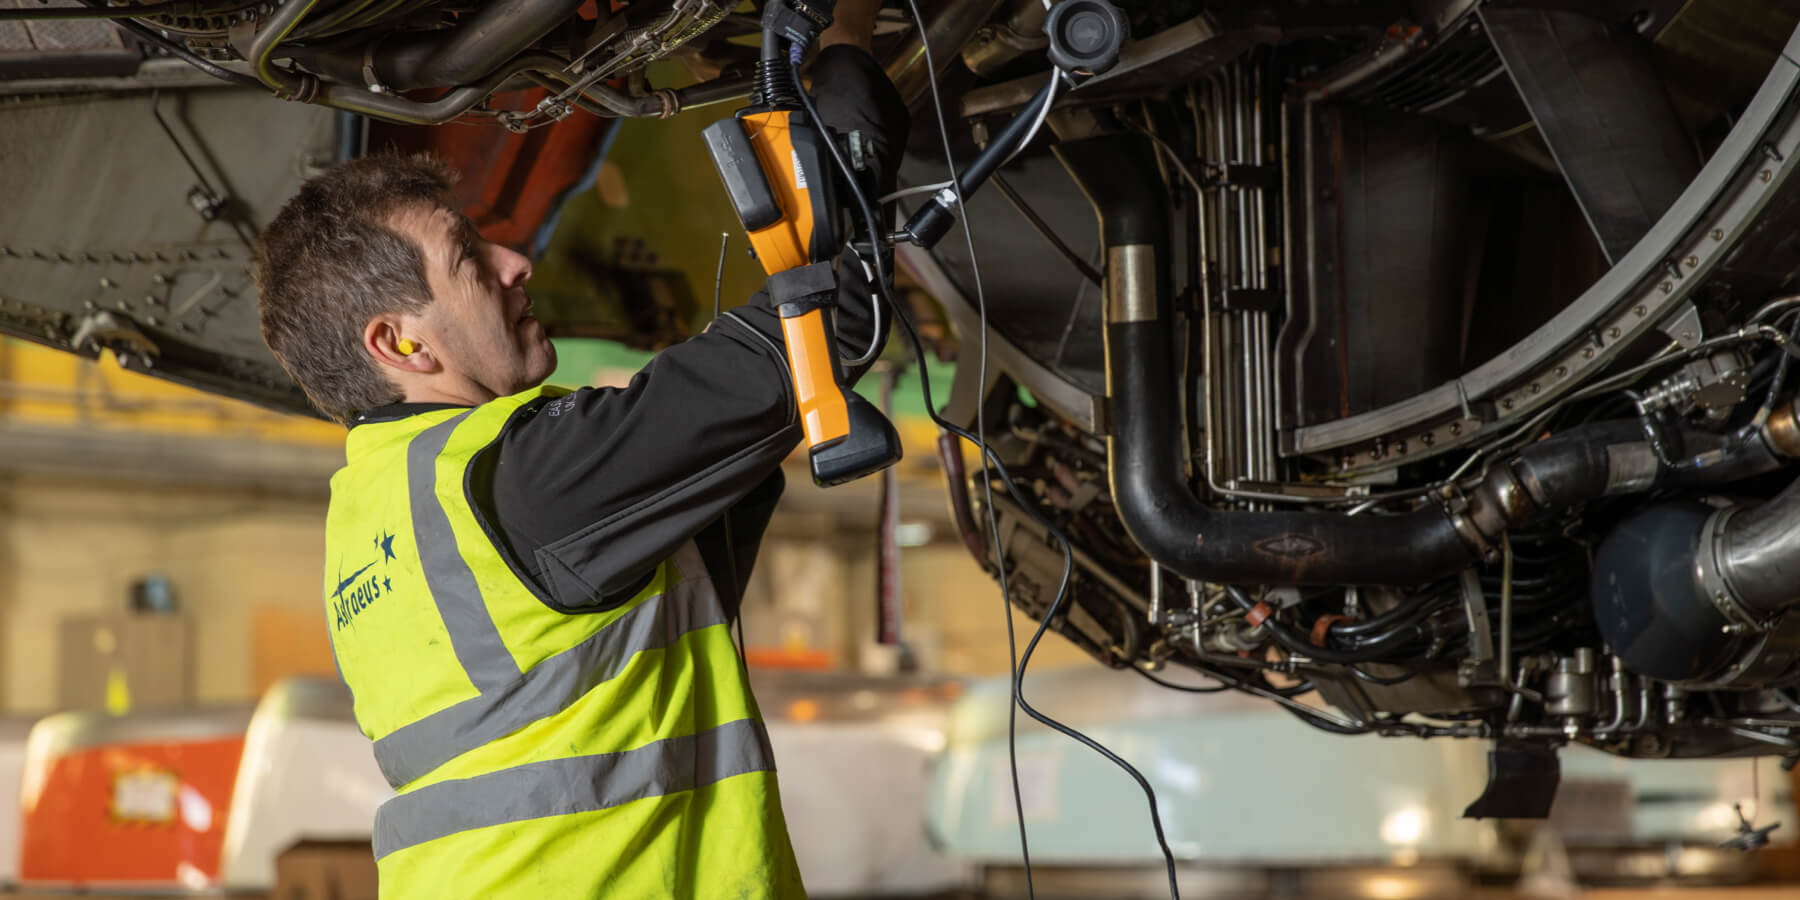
[107,15,267,90]
[1148,561,1163,627]
[528,70,751,117]
[1716,471,1800,619]
[366,0,587,91]
[1499,533,1514,686]
[886,0,1007,105]
[937,431,988,565]
[1586,419,1800,684]
[1185,578,1203,648]
[286,52,572,124]
[272,46,747,125]
[960,0,1049,77]
[1593,658,1629,737]
[283,0,582,92]
[248,0,326,98]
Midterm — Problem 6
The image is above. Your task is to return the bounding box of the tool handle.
[777,302,902,486]
[779,305,850,448]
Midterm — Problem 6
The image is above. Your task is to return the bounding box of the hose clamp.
[287,72,321,104]
[1441,486,1497,563]
[1695,506,1772,634]
[362,42,390,95]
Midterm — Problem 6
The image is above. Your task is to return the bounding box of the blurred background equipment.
[18,705,249,889]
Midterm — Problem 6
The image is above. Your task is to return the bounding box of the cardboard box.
[274,839,378,900]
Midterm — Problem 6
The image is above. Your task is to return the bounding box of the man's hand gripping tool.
[701,0,902,487]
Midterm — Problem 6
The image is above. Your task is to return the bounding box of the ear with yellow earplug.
[397,338,416,355]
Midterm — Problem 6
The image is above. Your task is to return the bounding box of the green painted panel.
[550,337,956,422]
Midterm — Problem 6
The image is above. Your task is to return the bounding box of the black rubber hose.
[1328,589,1444,637]
[1223,586,1414,665]
[1332,602,1444,651]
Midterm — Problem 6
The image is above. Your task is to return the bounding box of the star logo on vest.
[332,530,401,630]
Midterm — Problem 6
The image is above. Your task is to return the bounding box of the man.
[253,2,903,894]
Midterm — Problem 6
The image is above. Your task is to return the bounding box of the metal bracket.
[1460,567,1496,664]
[70,311,158,362]
[1214,162,1279,190]
[1658,301,1705,349]
[1221,287,1279,313]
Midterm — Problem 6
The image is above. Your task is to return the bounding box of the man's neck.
[394,375,498,408]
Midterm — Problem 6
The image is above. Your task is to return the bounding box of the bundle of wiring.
[795,8,1186,896]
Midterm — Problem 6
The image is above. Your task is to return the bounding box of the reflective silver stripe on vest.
[407,413,521,690]
[372,717,775,859]
[370,567,727,787]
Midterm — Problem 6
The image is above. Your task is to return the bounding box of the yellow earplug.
[397,339,416,355]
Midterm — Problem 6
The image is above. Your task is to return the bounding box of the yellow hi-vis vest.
[323,386,805,899]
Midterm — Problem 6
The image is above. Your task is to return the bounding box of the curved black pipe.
[1060,133,1476,586]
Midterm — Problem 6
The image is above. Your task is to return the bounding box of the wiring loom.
[792,6,1186,896]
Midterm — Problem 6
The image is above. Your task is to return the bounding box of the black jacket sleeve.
[478,45,909,610]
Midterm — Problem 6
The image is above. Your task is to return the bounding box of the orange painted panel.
[21,736,244,886]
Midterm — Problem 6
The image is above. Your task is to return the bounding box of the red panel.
[21,736,244,886]
[368,89,617,252]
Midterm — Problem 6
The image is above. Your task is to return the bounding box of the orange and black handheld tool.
[701,0,902,487]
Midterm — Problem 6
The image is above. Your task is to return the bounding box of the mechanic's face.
[397,204,555,399]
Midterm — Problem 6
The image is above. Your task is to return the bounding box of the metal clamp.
[1441,486,1497,563]
[1696,507,1772,634]
[362,42,390,95]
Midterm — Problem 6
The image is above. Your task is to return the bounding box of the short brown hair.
[255,153,457,424]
